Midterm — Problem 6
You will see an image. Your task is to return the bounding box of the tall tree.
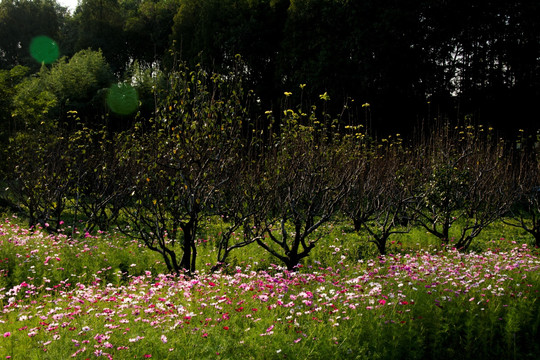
[123,0,180,66]
[0,65,28,139]
[280,0,428,134]
[418,0,540,131]
[171,0,289,116]
[73,0,128,73]
[0,0,68,70]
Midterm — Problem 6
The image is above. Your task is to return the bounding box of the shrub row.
[1,65,539,273]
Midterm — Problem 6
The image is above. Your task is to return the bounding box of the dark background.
[1,0,539,137]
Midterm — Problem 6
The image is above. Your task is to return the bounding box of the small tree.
[343,138,414,255]
[120,64,249,273]
[252,111,353,270]
[64,119,127,233]
[6,128,71,229]
[409,125,514,249]
[503,134,540,247]
[212,157,273,271]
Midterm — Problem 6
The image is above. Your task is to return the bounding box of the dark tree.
[123,0,180,66]
[503,135,540,247]
[171,0,289,120]
[0,0,67,70]
[252,110,354,270]
[343,138,414,255]
[408,124,515,249]
[119,64,250,273]
[73,0,128,73]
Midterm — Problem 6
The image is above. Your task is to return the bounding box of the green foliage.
[11,49,113,128]
[47,49,113,116]
[11,68,58,130]
[0,65,29,140]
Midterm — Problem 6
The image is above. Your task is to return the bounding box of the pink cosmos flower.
[3,332,10,337]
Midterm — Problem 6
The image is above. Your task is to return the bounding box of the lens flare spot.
[29,36,59,64]
[107,83,138,115]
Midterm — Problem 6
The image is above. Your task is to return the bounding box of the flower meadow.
[1,217,539,359]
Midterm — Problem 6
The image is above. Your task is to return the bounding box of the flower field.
[1,217,539,359]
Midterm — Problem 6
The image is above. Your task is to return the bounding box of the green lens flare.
[107,83,139,115]
[29,36,59,64]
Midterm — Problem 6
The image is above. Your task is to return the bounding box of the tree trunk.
[179,218,197,273]
[375,234,389,256]
[353,218,363,232]
[284,254,300,271]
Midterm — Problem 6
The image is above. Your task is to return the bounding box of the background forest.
[1,0,539,139]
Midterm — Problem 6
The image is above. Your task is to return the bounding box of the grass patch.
[1,216,539,359]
